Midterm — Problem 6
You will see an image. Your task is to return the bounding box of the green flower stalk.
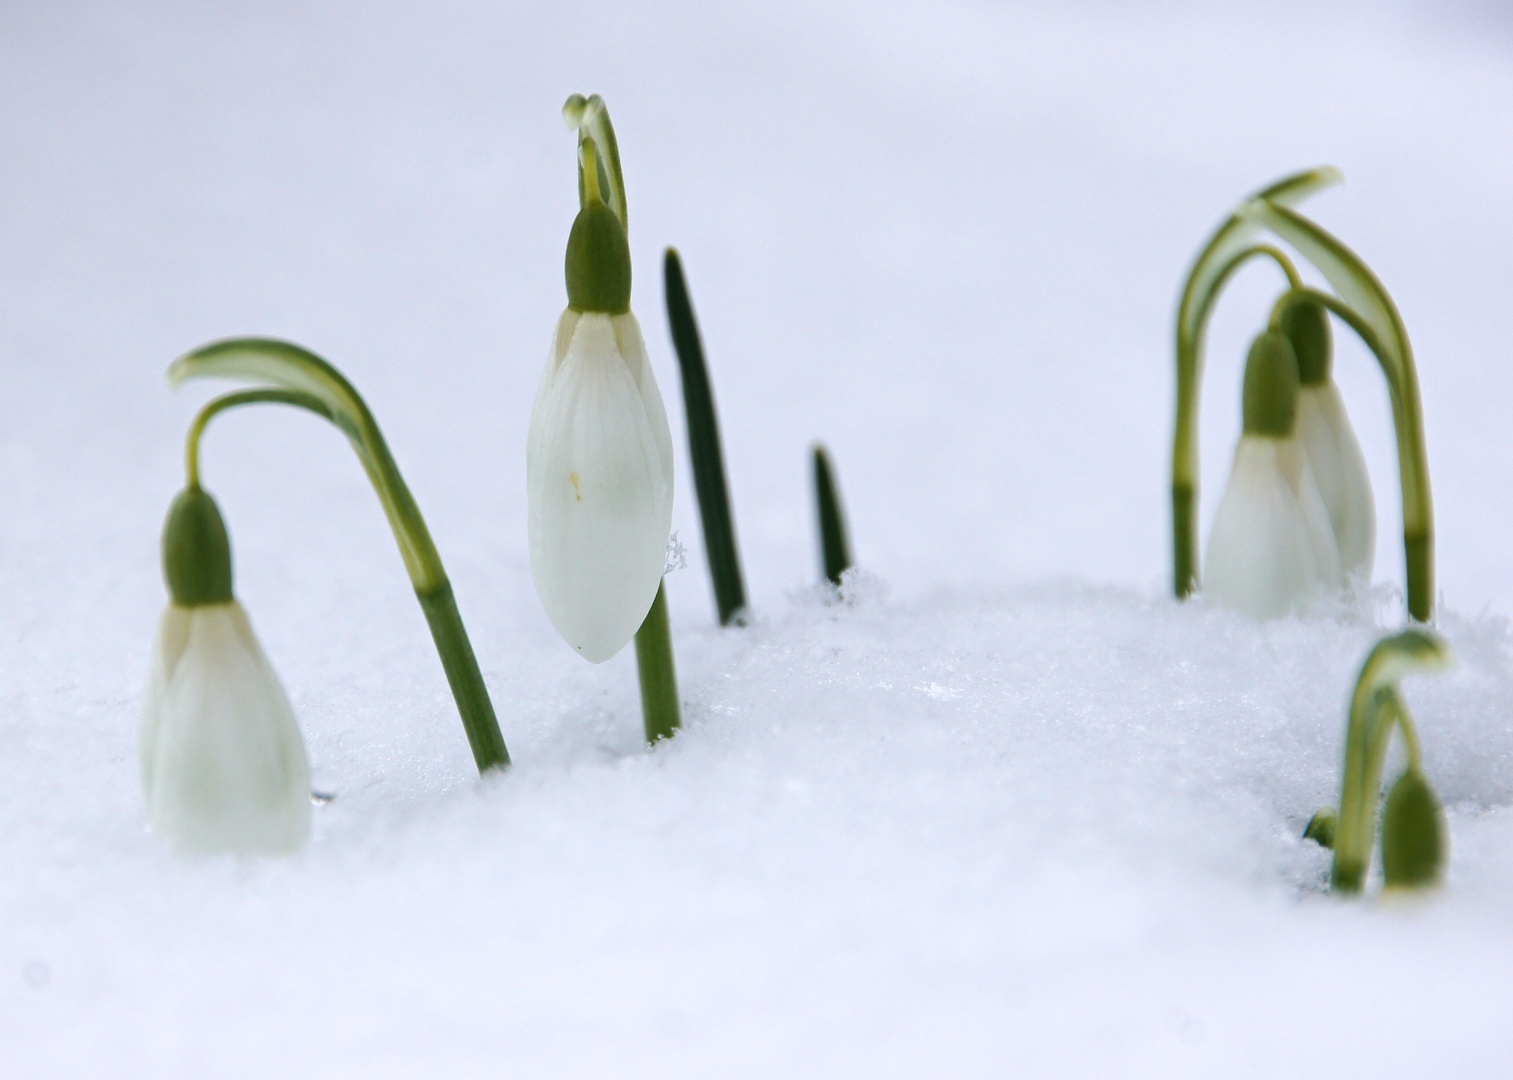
[169,341,511,774]
[1172,168,1436,621]
[528,93,681,746]
[812,443,852,587]
[664,247,749,627]
[1307,629,1454,895]
[1172,168,1333,602]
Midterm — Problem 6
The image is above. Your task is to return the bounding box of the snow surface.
[3,0,1513,1075]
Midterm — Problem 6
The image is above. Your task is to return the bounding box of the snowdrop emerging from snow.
[1304,628,1454,895]
[527,98,674,664]
[1281,299,1375,582]
[1204,330,1343,618]
[140,486,310,854]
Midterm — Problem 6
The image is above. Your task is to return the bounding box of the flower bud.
[1304,808,1337,849]
[1381,768,1445,889]
[565,201,632,314]
[1241,330,1300,438]
[1280,298,1331,386]
[142,484,311,854]
[163,485,233,607]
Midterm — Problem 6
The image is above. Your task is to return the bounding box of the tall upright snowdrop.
[1172,168,1435,621]
[141,484,311,854]
[528,93,681,744]
[1203,330,1342,618]
[1304,629,1455,895]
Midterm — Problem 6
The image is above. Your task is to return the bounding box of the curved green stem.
[564,93,627,232]
[186,389,334,488]
[1242,200,1434,622]
[171,339,442,592]
[1171,167,1340,600]
[1331,630,1452,894]
[1268,283,1435,622]
[170,340,510,773]
[1394,697,1424,774]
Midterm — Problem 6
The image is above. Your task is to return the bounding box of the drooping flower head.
[527,95,674,663]
[140,486,311,854]
[1203,329,1342,618]
[1279,298,1376,583]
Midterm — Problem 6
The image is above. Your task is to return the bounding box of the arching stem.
[1269,286,1434,622]
[1330,630,1451,894]
[186,388,334,488]
[1242,197,1433,621]
[564,93,627,231]
[1172,242,1305,598]
[170,341,510,774]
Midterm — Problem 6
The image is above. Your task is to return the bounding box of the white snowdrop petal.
[1275,438,1344,591]
[527,310,674,663]
[144,602,311,855]
[1296,382,1376,581]
[139,604,192,797]
[1204,437,1342,619]
[611,312,675,481]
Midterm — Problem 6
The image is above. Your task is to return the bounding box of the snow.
[3,0,1513,1074]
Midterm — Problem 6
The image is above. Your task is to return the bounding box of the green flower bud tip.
[163,485,233,607]
[1381,769,1446,889]
[1241,330,1300,438]
[565,200,632,314]
[1304,808,1337,850]
[1279,298,1332,386]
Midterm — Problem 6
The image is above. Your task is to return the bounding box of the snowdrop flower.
[1204,330,1343,618]
[527,115,673,663]
[140,486,310,854]
[1304,629,1454,896]
[1281,298,1376,582]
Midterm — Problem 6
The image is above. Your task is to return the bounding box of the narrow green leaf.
[813,444,852,587]
[664,248,748,626]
